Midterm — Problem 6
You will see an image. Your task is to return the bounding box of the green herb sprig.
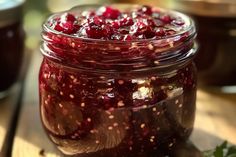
[203,141,236,157]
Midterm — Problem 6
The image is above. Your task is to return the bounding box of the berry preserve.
[0,0,25,96]
[39,4,198,156]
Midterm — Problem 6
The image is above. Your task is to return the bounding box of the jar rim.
[41,4,197,73]
[42,3,196,44]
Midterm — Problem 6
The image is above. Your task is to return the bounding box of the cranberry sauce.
[39,5,197,156]
[47,5,187,41]
[39,59,196,156]
[0,22,24,92]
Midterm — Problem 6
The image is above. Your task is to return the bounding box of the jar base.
[60,137,194,157]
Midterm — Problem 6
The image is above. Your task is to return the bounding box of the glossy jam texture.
[40,5,196,156]
[39,59,196,156]
[0,22,24,92]
[48,5,186,41]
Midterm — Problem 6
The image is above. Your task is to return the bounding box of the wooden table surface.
[0,51,235,157]
[0,85,21,152]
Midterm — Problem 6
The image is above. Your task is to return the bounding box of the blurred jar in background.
[117,0,166,6]
[0,0,25,98]
[159,0,236,90]
[46,0,114,12]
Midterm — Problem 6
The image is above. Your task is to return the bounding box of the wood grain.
[12,52,236,156]
[0,84,22,152]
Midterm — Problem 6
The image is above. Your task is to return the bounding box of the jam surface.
[48,5,187,41]
[40,5,197,156]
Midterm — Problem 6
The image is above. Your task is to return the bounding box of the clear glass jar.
[39,4,197,156]
[0,0,25,97]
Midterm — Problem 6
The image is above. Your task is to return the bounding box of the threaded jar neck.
[41,4,197,74]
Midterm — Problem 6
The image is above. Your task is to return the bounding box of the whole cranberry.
[138,5,153,15]
[53,13,79,34]
[85,23,112,39]
[89,16,105,26]
[110,21,120,29]
[53,21,79,34]
[119,17,134,27]
[98,6,121,19]
[160,14,173,23]
[130,20,155,39]
[53,21,64,32]
[119,28,129,35]
[61,13,76,22]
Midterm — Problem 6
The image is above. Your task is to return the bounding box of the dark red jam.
[47,5,186,40]
[39,4,197,156]
[0,22,25,92]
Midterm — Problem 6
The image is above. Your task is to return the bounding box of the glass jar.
[0,0,25,97]
[162,0,236,88]
[39,4,197,157]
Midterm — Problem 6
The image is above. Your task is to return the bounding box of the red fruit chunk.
[50,5,186,40]
[130,20,148,34]
[61,13,76,22]
[119,29,129,35]
[83,16,112,39]
[88,11,96,17]
[155,28,166,36]
[160,15,173,23]
[119,17,134,27]
[131,20,155,38]
[53,21,64,32]
[85,23,111,39]
[98,6,121,19]
[110,21,120,29]
[138,5,153,15]
[53,13,79,34]
[54,22,79,34]
[123,34,133,41]
[63,22,79,34]
[91,16,105,26]
[144,17,156,27]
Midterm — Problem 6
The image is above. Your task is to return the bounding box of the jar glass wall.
[39,4,198,156]
[0,22,25,93]
[0,0,25,97]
